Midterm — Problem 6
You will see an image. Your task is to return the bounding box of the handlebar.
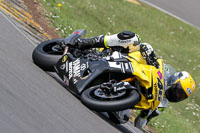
[61,29,87,55]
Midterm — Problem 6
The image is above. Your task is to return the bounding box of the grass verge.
[39,0,200,132]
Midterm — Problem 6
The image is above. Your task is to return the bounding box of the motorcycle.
[32,29,166,124]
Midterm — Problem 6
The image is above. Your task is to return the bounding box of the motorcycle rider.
[71,31,196,129]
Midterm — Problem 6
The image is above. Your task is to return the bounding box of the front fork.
[63,46,69,55]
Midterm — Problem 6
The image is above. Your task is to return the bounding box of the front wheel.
[81,85,141,112]
[32,39,64,72]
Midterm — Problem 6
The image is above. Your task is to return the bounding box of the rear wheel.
[81,85,141,112]
[32,39,64,72]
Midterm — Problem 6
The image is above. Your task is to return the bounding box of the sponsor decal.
[65,61,68,72]
[157,77,163,90]
[62,55,68,63]
[154,78,164,101]
[73,59,81,78]
[80,63,86,71]
[118,39,131,43]
[68,62,73,80]
[187,88,192,95]
[68,59,81,84]
[154,83,158,100]
[60,64,65,70]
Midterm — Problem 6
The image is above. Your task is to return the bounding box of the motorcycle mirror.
[64,29,86,45]
[72,29,86,36]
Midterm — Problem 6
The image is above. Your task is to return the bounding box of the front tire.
[81,85,141,112]
[32,39,63,72]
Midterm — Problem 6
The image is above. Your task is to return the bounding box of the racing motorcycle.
[32,29,166,124]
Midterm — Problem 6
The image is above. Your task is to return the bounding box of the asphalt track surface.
[0,11,143,133]
[141,0,200,30]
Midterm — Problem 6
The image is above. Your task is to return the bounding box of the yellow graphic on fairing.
[62,55,68,63]
[126,51,165,111]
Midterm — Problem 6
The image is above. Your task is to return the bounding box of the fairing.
[56,50,167,111]
[127,51,165,110]
[55,52,134,94]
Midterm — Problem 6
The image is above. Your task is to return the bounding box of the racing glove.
[140,43,159,68]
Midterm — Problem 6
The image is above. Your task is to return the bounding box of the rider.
[72,31,196,129]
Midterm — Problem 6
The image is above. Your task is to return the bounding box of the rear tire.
[32,39,63,72]
[81,85,141,112]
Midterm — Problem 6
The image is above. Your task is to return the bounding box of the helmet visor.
[166,81,188,102]
[174,82,188,102]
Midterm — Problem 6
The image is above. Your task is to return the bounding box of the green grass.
[40,0,200,132]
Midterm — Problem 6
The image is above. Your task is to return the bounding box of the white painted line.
[139,0,200,30]
[0,10,37,47]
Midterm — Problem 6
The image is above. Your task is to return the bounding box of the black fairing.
[55,53,133,94]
